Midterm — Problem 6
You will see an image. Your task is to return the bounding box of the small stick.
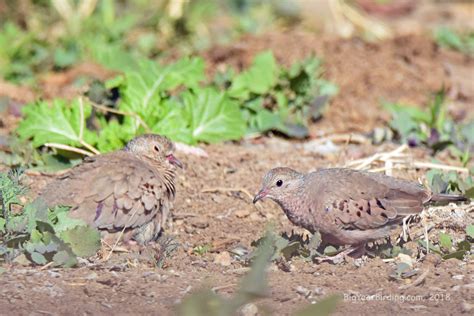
[89,100,151,132]
[44,143,95,157]
[202,187,254,201]
[39,261,54,270]
[103,207,140,261]
[399,269,430,290]
[411,161,469,173]
[78,98,100,155]
[202,187,263,210]
[212,284,236,292]
[424,223,430,255]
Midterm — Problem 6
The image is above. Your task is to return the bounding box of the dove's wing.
[312,168,429,231]
[41,152,171,234]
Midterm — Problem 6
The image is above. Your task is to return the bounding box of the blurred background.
[0,0,472,85]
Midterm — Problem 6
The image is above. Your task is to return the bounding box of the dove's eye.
[153,145,160,152]
[276,180,283,187]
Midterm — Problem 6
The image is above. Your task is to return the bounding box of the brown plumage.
[253,167,467,248]
[40,134,183,244]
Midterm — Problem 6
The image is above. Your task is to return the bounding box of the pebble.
[235,209,250,218]
[214,251,232,266]
[239,303,258,316]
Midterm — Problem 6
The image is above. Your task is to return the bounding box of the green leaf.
[183,88,246,143]
[17,99,98,148]
[53,211,87,233]
[54,46,79,68]
[152,99,193,144]
[30,252,47,265]
[88,43,140,72]
[60,225,101,257]
[295,295,341,316]
[439,232,453,251]
[177,289,229,316]
[382,102,425,140]
[229,51,279,99]
[53,250,77,267]
[96,119,134,152]
[467,224,474,239]
[120,57,204,116]
[232,232,274,307]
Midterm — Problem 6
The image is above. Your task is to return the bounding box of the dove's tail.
[430,193,469,203]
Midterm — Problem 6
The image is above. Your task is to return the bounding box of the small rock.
[303,139,339,155]
[249,212,261,221]
[235,210,250,218]
[184,226,196,234]
[239,303,258,316]
[452,274,464,280]
[84,272,98,280]
[462,302,473,313]
[214,251,232,266]
[423,253,441,266]
[295,285,311,298]
[190,218,209,229]
[397,253,414,268]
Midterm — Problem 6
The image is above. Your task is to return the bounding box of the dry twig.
[399,269,430,290]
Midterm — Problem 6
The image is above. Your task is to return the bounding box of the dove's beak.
[167,154,183,168]
[253,189,268,204]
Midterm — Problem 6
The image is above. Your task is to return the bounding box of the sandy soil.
[1,7,474,316]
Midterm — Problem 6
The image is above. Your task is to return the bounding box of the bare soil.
[1,20,474,316]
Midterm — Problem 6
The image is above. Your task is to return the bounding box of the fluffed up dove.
[253,167,467,258]
[40,134,183,244]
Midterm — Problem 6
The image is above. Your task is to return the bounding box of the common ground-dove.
[253,167,466,252]
[40,134,182,244]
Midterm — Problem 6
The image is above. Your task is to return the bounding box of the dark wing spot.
[356,211,361,217]
[381,212,388,219]
[376,198,386,210]
[366,200,371,215]
[358,206,363,211]
[339,200,345,210]
[113,201,119,216]
[94,202,104,221]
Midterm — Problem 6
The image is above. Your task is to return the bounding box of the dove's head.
[253,167,304,204]
[125,134,183,168]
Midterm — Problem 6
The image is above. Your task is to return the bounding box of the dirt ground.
[1,5,474,316]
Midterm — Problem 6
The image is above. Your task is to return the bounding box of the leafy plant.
[220,51,338,138]
[0,170,100,267]
[192,244,212,256]
[435,27,474,56]
[178,232,340,316]
[0,0,283,84]
[16,51,335,160]
[383,90,474,159]
[417,229,472,260]
[426,169,474,198]
[0,23,51,84]
[248,230,345,264]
